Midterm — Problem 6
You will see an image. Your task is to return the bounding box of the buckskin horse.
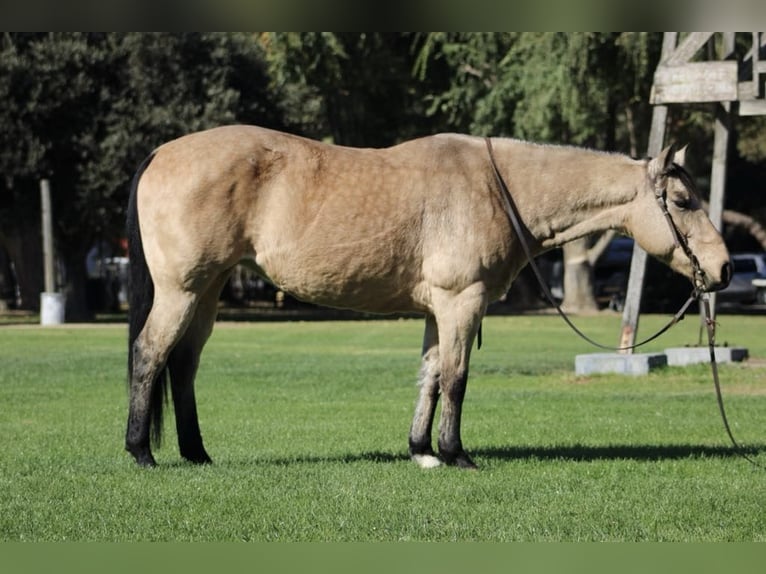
[125,125,731,469]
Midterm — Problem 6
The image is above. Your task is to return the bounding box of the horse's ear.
[674,144,687,167]
[648,144,678,180]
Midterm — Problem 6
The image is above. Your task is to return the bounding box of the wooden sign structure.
[619,32,766,351]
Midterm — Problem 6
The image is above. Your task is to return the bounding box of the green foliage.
[1,316,765,541]
[414,32,660,150]
[1,32,276,238]
[0,33,279,316]
[262,32,431,146]
[738,116,766,162]
[413,32,518,136]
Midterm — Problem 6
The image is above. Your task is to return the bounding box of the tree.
[261,32,434,146]
[0,33,280,318]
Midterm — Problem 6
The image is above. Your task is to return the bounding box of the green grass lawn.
[1,313,765,541]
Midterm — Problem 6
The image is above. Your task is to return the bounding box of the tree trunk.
[3,223,44,311]
[562,238,598,313]
[61,248,94,322]
[588,230,617,266]
[709,203,766,250]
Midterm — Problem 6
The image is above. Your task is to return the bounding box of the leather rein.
[484,137,761,467]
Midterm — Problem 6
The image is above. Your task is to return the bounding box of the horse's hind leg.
[127,288,198,466]
[167,274,229,464]
[409,314,442,469]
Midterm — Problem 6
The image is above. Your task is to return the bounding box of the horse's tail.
[126,151,166,448]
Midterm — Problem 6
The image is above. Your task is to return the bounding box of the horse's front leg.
[409,314,441,469]
[433,283,487,469]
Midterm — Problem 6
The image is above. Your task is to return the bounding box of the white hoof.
[412,454,442,469]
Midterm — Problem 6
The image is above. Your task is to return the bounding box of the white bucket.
[40,292,66,325]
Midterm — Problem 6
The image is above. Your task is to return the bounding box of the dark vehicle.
[753,278,766,305]
[717,252,766,306]
[544,236,633,311]
[594,236,634,311]
[546,236,698,313]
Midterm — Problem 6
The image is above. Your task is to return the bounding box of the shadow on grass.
[472,443,765,462]
[198,443,765,468]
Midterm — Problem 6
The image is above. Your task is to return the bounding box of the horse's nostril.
[721,261,732,286]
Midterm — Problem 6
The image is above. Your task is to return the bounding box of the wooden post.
[40,179,55,293]
[619,32,756,350]
[609,31,765,366]
[618,33,677,352]
[702,33,735,320]
[708,104,731,233]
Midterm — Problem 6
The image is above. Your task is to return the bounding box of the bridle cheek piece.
[653,174,707,295]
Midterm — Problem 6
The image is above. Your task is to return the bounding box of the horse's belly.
[254,243,423,314]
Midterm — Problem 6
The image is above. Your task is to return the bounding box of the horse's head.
[628,145,731,293]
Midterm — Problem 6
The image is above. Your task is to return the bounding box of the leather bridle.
[483,136,697,350]
[650,159,708,294]
[484,136,761,467]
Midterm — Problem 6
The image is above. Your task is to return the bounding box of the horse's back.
[135,126,511,312]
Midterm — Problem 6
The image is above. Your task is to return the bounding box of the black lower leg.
[438,372,477,469]
[409,436,436,458]
[169,346,211,464]
[176,415,211,465]
[125,418,156,467]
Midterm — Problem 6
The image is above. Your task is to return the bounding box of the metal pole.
[40,178,55,293]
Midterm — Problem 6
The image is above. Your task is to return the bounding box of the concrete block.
[575,353,667,376]
[664,347,748,366]
[40,292,66,325]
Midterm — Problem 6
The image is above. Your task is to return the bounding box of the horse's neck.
[502,141,642,250]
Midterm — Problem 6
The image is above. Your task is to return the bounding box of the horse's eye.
[672,196,691,210]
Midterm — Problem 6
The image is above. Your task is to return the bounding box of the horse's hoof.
[134,453,157,467]
[183,451,213,465]
[126,445,156,467]
[412,453,442,469]
[453,454,478,470]
[440,450,478,470]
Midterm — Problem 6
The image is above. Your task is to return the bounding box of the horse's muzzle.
[705,261,732,292]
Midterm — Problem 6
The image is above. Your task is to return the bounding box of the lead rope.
[484,137,695,352]
[701,296,763,468]
[485,137,762,467]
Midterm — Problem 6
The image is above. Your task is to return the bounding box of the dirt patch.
[740,357,766,369]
